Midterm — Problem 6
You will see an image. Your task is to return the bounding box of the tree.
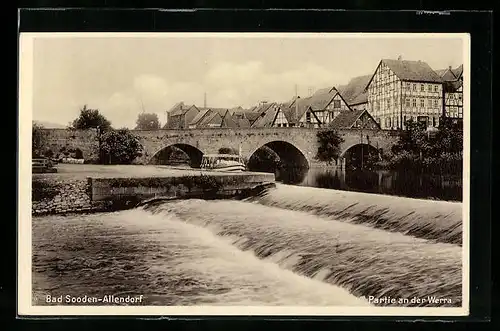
[99,129,143,164]
[135,113,161,130]
[32,123,48,157]
[71,105,112,131]
[315,129,345,164]
[387,117,463,174]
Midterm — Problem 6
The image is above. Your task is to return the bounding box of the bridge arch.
[247,140,310,172]
[149,143,204,168]
[340,143,380,170]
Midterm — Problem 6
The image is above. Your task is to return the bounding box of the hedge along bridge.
[41,128,399,168]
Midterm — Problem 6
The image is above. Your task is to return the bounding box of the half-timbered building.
[365,58,444,130]
[436,65,463,121]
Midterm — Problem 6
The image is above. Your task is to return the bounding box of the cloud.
[65,61,347,129]
[203,61,348,108]
[98,75,205,128]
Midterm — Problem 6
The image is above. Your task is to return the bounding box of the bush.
[99,129,143,164]
[218,147,238,155]
[386,117,463,175]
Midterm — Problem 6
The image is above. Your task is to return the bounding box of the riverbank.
[32,164,275,216]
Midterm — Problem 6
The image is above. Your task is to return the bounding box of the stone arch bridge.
[41,127,398,168]
[135,128,398,168]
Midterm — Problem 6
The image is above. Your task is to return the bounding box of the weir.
[141,197,462,307]
[31,168,275,215]
[248,183,463,245]
[32,175,463,307]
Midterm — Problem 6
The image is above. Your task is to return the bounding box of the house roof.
[349,92,369,105]
[452,64,463,79]
[198,111,222,128]
[435,68,457,81]
[244,111,261,123]
[308,89,339,110]
[221,110,239,128]
[443,79,463,93]
[252,102,275,115]
[236,118,251,128]
[328,109,379,129]
[436,64,463,82]
[313,87,332,95]
[189,108,213,126]
[198,107,229,117]
[280,96,301,108]
[168,102,196,116]
[337,75,371,105]
[231,111,253,128]
[251,105,279,128]
[367,59,443,88]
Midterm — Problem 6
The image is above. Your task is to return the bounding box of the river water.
[32,184,463,308]
[276,167,463,202]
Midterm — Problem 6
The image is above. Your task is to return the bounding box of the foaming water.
[246,184,462,245]
[145,199,462,307]
[32,210,370,307]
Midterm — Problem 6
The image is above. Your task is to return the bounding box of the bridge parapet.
[39,127,399,167]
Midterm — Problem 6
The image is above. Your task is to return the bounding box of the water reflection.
[275,167,462,202]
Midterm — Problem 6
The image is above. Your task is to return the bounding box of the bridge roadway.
[41,127,399,167]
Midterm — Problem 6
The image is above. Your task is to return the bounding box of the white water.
[248,184,462,245]
[32,185,463,307]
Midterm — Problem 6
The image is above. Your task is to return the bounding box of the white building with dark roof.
[365,58,444,130]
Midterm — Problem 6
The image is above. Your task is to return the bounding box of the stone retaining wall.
[32,172,275,216]
[32,178,93,215]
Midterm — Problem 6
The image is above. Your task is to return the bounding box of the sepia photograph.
[18,32,469,316]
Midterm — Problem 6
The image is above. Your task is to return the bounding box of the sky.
[29,34,465,129]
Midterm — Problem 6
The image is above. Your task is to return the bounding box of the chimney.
[204,92,207,108]
[397,55,402,61]
[449,65,452,70]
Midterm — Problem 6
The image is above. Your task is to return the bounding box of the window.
[306,112,311,123]
[432,117,436,127]
[333,100,341,108]
[420,84,424,92]
[420,99,425,108]
[428,85,432,92]
[413,84,416,91]
[434,99,438,107]
[395,117,399,128]
[428,99,433,107]
[387,117,392,127]
[406,98,410,107]
[387,98,391,108]
[434,85,438,92]
[412,99,417,107]
[277,124,282,127]
[406,83,411,90]
[458,94,462,100]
